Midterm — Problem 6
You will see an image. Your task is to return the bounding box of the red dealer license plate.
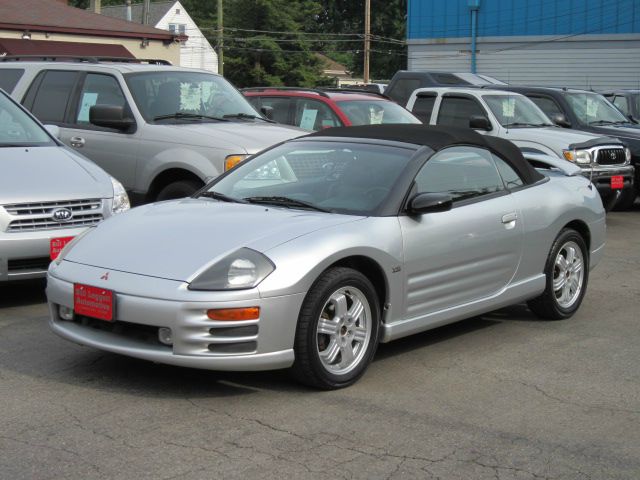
[74,284,114,322]
[50,236,74,260]
[611,176,624,190]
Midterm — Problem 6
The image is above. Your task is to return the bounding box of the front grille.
[3,199,103,232]
[596,148,626,166]
[72,316,169,349]
[8,257,51,272]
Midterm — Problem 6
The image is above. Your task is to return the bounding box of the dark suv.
[496,86,640,209]
[601,90,640,123]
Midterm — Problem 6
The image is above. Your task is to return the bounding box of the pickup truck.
[495,86,640,209]
[406,87,634,210]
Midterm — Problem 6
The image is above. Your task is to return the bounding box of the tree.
[313,0,406,80]
[221,0,329,87]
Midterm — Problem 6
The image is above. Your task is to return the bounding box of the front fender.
[136,147,223,193]
[510,140,560,158]
[258,217,405,323]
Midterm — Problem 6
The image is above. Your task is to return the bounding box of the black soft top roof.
[310,124,544,185]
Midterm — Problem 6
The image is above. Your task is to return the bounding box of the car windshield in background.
[337,100,421,126]
[125,71,260,123]
[483,95,553,127]
[206,141,416,215]
[0,92,54,147]
[565,92,628,125]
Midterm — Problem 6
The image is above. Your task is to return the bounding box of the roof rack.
[0,55,171,65]
[240,86,329,97]
[319,87,389,98]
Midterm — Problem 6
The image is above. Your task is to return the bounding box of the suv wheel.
[156,180,202,201]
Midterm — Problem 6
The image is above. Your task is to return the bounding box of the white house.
[100,1,218,73]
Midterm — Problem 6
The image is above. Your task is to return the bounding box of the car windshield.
[565,92,628,125]
[483,94,553,127]
[205,141,416,215]
[0,92,54,147]
[125,71,260,123]
[336,100,421,126]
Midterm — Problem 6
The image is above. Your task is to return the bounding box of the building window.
[169,23,186,35]
[175,8,180,14]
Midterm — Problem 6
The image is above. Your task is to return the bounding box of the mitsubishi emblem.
[100,272,110,281]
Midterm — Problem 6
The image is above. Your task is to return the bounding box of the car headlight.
[224,154,248,171]
[110,176,130,214]
[562,149,592,164]
[189,248,275,291]
[53,227,94,266]
[625,147,632,163]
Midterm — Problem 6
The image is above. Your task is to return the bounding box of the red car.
[242,87,421,131]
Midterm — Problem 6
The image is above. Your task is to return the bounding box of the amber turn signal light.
[224,155,246,171]
[207,307,260,321]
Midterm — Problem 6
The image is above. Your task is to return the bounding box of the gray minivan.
[0,89,129,282]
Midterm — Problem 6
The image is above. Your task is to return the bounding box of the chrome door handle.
[70,136,85,148]
[501,212,518,224]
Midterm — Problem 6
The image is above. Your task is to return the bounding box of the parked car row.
[0,58,623,388]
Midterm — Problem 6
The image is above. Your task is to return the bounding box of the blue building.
[407,0,640,89]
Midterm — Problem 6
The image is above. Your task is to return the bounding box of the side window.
[492,154,524,189]
[612,96,629,115]
[293,98,341,131]
[529,95,563,118]
[437,96,486,128]
[28,70,79,124]
[411,94,436,123]
[257,97,292,125]
[75,74,127,126]
[389,78,421,105]
[0,69,25,93]
[414,146,504,202]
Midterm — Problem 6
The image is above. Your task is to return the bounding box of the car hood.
[146,121,304,153]
[65,198,363,281]
[0,146,113,204]
[502,127,609,154]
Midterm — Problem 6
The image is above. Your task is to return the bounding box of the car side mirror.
[260,106,274,120]
[90,105,135,131]
[551,113,571,128]
[408,193,453,215]
[469,115,492,131]
[44,124,60,139]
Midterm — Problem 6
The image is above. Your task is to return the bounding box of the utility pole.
[363,0,371,83]
[142,0,150,24]
[217,0,224,75]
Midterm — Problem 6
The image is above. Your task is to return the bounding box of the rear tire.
[527,228,589,320]
[291,267,380,390]
[156,180,202,201]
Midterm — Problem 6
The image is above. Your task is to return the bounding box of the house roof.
[0,37,134,57]
[100,1,175,27]
[316,54,348,74]
[0,0,176,41]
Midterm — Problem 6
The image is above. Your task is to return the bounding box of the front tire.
[527,229,589,320]
[156,180,202,201]
[292,267,380,389]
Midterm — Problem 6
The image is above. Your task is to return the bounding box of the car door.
[399,146,523,317]
[410,92,437,123]
[436,94,490,129]
[292,98,342,130]
[64,72,139,190]
[22,70,139,190]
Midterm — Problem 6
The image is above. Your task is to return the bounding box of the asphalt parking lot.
[1,208,639,480]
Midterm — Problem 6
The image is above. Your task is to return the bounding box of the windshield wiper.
[223,113,275,123]
[589,119,629,126]
[503,122,549,128]
[198,191,247,203]
[243,196,330,212]
[153,112,229,122]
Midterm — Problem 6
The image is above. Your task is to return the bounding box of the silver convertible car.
[47,125,605,389]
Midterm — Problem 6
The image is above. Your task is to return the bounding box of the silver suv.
[0,89,129,282]
[1,57,303,204]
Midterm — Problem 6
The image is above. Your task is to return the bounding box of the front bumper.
[46,265,304,372]
[583,164,634,196]
[0,227,91,281]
